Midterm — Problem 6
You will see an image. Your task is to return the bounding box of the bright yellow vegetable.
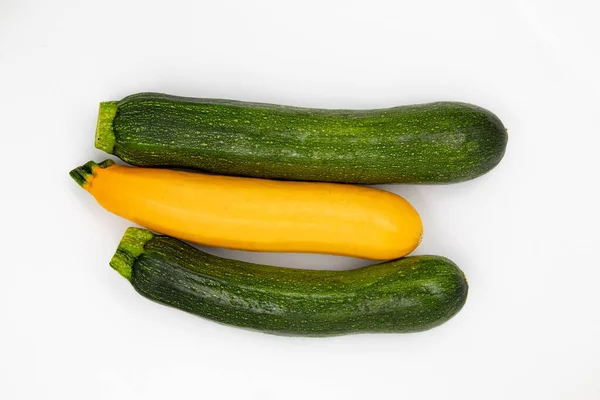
[70,160,423,260]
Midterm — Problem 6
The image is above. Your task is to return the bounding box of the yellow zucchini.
[70,160,423,260]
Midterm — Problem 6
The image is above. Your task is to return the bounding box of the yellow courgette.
[70,160,422,260]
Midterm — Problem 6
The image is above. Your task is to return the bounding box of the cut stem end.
[95,101,119,153]
[69,159,114,187]
[110,228,155,280]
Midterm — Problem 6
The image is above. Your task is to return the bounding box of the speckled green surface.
[97,92,507,184]
[111,228,469,336]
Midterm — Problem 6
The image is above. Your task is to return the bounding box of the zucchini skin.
[97,93,507,184]
[69,160,423,260]
[111,228,468,336]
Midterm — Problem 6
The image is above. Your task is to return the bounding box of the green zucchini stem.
[95,101,119,153]
[110,228,155,280]
[69,159,114,187]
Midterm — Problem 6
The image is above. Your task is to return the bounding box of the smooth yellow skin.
[84,164,423,260]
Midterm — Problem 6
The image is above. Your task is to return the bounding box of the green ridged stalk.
[109,228,154,280]
[95,101,118,153]
[69,159,114,187]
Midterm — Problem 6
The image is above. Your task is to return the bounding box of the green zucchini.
[111,227,468,336]
[96,93,507,184]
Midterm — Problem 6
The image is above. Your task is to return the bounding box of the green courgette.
[96,93,507,184]
[111,227,468,336]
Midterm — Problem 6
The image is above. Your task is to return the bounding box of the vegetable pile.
[71,93,507,336]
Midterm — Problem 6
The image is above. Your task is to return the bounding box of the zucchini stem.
[95,101,118,153]
[110,228,155,280]
[69,159,114,187]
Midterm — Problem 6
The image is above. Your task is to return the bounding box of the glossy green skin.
[111,228,468,336]
[99,93,507,184]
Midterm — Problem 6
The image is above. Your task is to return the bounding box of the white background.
[1,0,599,399]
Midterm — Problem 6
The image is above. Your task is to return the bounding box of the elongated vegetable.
[70,160,422,260]
[96,93,507,184]
[111,227,468,336]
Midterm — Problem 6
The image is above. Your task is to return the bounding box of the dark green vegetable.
[111,227,468,336]
[96,93,507,184]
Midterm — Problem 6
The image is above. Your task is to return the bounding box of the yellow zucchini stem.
[69,159,114,187]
